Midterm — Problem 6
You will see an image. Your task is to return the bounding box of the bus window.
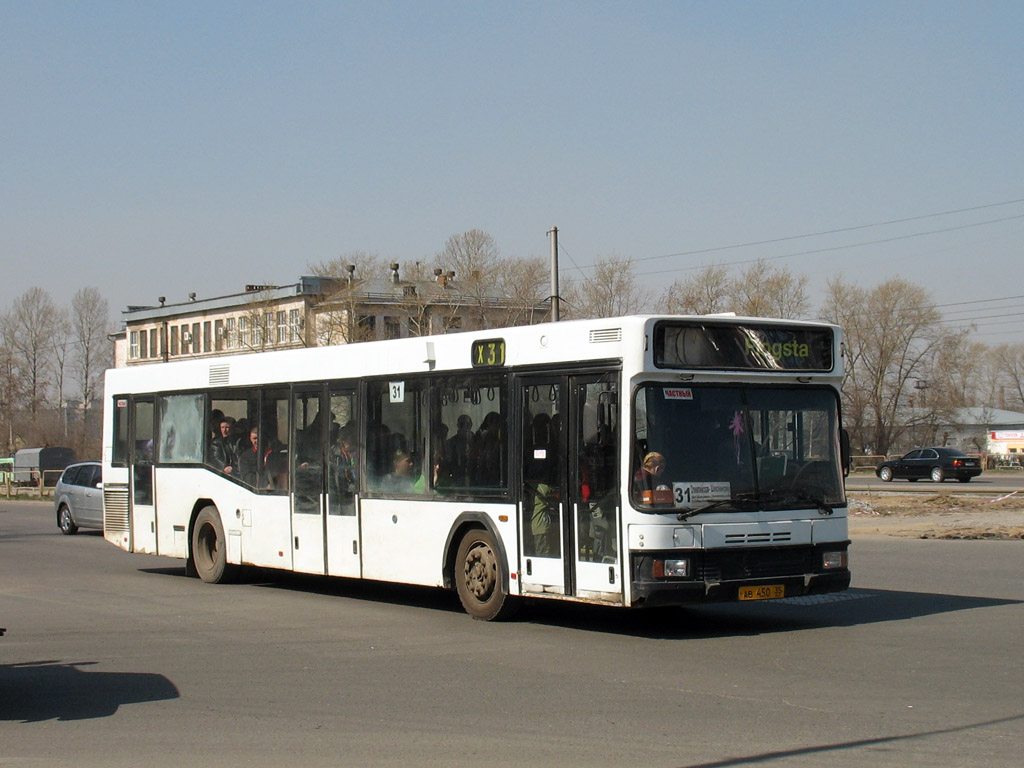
[112,397,130,466]
[366,379,426,494]
[158,394,206,464]
[576,378,618,563]
[433,373,507,495]
[292,389,324,515]
[258,388,290,492]
[208,393,257,478]
[327,388,357,515]
[132,399,155,506]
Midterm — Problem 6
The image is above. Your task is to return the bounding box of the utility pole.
[548,225,559,322]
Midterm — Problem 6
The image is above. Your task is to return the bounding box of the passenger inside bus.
[210,417,238,474]
[632,451,667,503]
[445,414,475,486]
[380,449,416,493]
[237,427,262,487]
[523,410,560,557]
[473,411,505,487]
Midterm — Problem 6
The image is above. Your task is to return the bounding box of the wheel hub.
[464,543,496,599]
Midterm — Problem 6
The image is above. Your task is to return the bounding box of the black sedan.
[876,447,983,483]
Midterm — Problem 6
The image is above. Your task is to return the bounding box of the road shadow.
[139,564,462,612]
[517,587,1022,638]
[0,660,179,722]
[672,712,1024,767]
[138,565,1020,639]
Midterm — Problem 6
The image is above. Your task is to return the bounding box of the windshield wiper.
[758,488,834,516]
[675,496,758,521]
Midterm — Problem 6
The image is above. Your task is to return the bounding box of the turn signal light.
[822,551,847,570]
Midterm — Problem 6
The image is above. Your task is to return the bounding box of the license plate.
[738,585,785,601]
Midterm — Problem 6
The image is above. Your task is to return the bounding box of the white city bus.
[102,315,851,619]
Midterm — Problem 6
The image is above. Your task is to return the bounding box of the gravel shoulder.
[848,490,1024,539]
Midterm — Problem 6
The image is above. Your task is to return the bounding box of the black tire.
[958,477,971,483]
[878,467,893,482]
[931,467,945,483]
[191,506,234,583]
[58,505,79,535]
[454,528,519,621]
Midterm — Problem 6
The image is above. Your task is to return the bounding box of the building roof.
[953,407,1024,428]
[122,276,338,323]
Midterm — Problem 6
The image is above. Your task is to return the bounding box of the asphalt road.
[2,499,1022,768]
[846,471,1024,493]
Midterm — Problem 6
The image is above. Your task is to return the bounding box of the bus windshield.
[632,384,844,512]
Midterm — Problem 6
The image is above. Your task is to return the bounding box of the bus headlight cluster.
[653,558,690,578]
[822,551,847,570]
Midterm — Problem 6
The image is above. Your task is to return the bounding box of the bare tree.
[72,287,111,408]
[991,343,1024,411]
[572,254,652,319]
[927,330,986,409]
[495,256,550,327]
[661,261,808,318]
[309,253,386,345]
[0,314,24,453]
[728,261,810,318]
[436,229,500,284]
[434,230,502,330]
[72,287,111,455]
[661,265,731,315]
[7,287,60,420]
[51,308,72,437]
[822,276,945,455]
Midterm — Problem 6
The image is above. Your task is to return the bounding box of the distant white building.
[114,268,550,368]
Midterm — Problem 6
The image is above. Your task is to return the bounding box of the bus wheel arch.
[190,503,235,584]
[444,515,519,621]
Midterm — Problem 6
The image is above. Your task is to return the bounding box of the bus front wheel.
[455,528,518,621]
[191,506,234,584]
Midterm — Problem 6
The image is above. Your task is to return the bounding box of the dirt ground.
[848,490,1024,539]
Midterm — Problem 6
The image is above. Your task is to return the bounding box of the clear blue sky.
[3,1,1022,342]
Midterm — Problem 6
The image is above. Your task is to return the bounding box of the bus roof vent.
[589,328,622,344]
[209,364,230,386]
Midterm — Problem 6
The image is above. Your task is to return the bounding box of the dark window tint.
[112,398,130,465]
[433,373,508,495]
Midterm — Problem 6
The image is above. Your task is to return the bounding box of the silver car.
[54,461,103,534]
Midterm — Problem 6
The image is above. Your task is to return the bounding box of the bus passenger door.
[571,375,621,599]
[325,387,360,578]
[130,397,157,554]
[518,374,622,602]
[518,376,567,594]
[291,386,326,575]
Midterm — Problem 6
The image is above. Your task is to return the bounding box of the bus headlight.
[653,558,690,578]
[822,551,847,570]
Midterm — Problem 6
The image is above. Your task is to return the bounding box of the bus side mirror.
[840,428,851,478]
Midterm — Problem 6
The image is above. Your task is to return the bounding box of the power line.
[633,213,1024,278]
[559,196,1024,277]
[635,197,1024,265]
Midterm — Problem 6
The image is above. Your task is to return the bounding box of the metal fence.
[1,469,64,499]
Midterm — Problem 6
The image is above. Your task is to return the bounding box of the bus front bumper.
[629,543,851,608]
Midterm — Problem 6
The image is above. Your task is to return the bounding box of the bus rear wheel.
[191,506,234,584]
[455,528,518,621]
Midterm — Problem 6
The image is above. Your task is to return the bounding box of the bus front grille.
[103,485,130,532]
[700,546,815,582]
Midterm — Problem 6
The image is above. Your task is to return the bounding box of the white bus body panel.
[360,499,518,588]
